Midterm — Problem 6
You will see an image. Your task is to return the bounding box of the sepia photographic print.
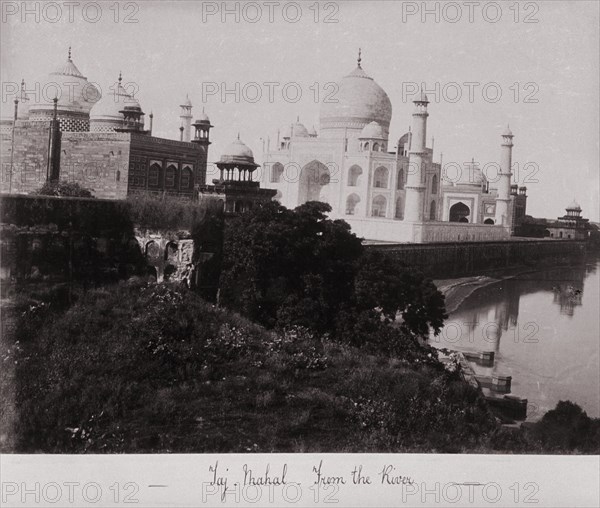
[0,1,599,506]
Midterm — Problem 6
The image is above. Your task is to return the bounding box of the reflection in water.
[552,286,583,316]
[433,259,600,420]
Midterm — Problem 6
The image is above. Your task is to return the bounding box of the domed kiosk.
[198,135,275,213]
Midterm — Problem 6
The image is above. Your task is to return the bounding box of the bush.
[33,181,94,198]
[125,193,212,231]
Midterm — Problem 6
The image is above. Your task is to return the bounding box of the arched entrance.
[299,160,330,203]
[484,218,494,225]
[449,202,470,223]
[371,195,387,217]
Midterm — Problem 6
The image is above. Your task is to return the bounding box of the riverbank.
[434,267,543,314]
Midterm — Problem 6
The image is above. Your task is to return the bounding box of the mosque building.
[0,48,211,200]
[545,201,590,240]
[260,52,528,243]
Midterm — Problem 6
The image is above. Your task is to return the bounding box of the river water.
[431,258,600,421]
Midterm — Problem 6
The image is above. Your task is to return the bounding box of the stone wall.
[0,195,202,286]
[345,217,510,243]
[369,239,588,278]
[0,194,143,284]
[0,121,53,194]
[60,132,132,200]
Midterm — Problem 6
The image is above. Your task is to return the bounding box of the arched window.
[148,163,161,187]
[165,164,178,188]
[145,240,160,259]
[348,165,362,187]
[373,166,389,188]
[429,201,437,220]
[397,168,404,190]
[395,197,404,220]
[363,142,369,151]
[431,174,438,194]
[271,162,284,183]
[373,143,380,152]
[181,166,194,189]
[164,242,178,262]
[346,193,360,215]
[372,195,387,217]
[449,202,470,223]
[484,218,494,225]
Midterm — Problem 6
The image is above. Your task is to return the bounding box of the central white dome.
[319,61,392,140]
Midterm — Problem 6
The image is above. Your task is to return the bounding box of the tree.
[351,250,446,336]
[33,181,94,198]
[219,201,447,344]
[219,201,363,331]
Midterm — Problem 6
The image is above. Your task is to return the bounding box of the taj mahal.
[1,48,542,245]
[260,52,528,243]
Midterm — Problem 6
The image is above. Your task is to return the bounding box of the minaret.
[179,94,193,142]
[404,89,429,222]
[495,126,514,227]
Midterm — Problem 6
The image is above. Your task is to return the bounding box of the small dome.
[292,122,309,138]
[181,94,192,107]
[566,200,581,211]
[195,108,211,124]
[359,121,385,139]
[281,124,292,139]
[308,125,317,137]
[90,75,143,132]
[502,125,513,136]
[414,89,429,103]
[90,77,140,120]
[219,136,256,165]
[445,160,487,188]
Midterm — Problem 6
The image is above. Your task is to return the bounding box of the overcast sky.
[2,0,598,221]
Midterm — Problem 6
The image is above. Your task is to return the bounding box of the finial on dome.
[237,132,240,140]
[118,71,122,83]
[68,46,72,61]
[357,48,362,68]
[297,115,300,122]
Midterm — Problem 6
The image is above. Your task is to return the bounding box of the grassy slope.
[4,281,503,454]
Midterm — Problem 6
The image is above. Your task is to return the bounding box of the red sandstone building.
[0,49,211,201]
